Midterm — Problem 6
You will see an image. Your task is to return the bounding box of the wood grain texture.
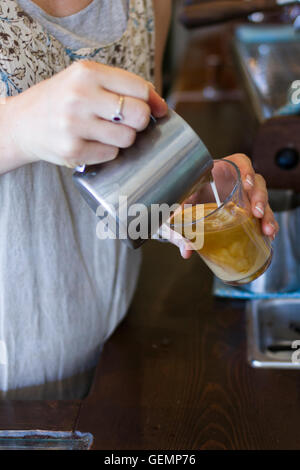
[76,240,300,450]
[0,401,81,431]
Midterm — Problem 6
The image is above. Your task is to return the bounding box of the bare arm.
[0,99,34,174]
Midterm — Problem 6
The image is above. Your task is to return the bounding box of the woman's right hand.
[6,61,168,168]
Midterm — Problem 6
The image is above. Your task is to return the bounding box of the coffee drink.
[173,201,272,285]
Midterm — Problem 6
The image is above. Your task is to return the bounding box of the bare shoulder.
[152,0,172,92]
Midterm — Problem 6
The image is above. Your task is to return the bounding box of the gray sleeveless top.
[0,0,155,397]
[16,0,129,49]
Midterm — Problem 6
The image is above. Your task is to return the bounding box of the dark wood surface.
[75,241,300,450]
[0,400,81,432]
[2,237,300,449]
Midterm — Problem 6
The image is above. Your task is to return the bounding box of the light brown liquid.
[176,202,272,285]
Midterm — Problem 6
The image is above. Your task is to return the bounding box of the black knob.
[275,148,299,170]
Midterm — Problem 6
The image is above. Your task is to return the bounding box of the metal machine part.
[233,25,300,122]
[232,25,300,190]
[247,299,300,368]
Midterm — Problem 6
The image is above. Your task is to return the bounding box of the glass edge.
[170,158,241,228]
[0,430,94,450]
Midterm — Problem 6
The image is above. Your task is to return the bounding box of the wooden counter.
[1,239,300,449]
[76,241,300,450]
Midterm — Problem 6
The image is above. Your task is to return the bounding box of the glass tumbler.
[170,159,273,285]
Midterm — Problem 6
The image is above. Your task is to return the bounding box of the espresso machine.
[180,0,300,368]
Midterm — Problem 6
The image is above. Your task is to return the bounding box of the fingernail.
[265,223,274,235]
[267,222,277,236]
[147,81,156,90]
[245,175,254,186]
[180,244,185,257]
[255,203,264,216]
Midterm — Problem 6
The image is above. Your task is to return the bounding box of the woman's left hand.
[171,153,279,259]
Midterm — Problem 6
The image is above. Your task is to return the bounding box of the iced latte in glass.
[170,159,272,285]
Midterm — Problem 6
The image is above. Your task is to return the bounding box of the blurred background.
[163,0,300,163]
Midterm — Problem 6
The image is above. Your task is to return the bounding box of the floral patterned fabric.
[0,0,155,96]
[0,0,154,396]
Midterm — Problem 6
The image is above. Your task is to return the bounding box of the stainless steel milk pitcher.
[73,109,213,248]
